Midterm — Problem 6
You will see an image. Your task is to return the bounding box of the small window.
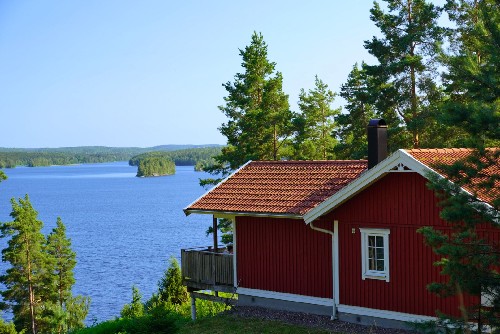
[360,228,390,282]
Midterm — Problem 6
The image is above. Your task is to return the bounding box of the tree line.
[204,0,499,332]
[0,146,222,169]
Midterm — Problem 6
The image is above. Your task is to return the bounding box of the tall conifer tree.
[364,0,445,148]
[206,32,292,183]
[336,63,376,159]
[45,217,89,333]
[0,195,49,334]
[417,1,499,331]
[294,76,340,160]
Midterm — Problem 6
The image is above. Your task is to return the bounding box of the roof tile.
[185,160,367,216]
[405,148,499,205]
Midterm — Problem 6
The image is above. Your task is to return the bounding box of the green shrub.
[120,286,144,319]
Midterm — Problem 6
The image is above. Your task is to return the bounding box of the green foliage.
[0,145,222,168]
[336,62,376,159]
[129,147,222,167]
[363,0,446,149]
[0,318,19,334]
[209,32,292,177]
[0,195,50,334]
[440,0,500,148]
[72,307,179,334]
[136,157,175,177]
[205,218,233,246]
[293,76,340,160]
[0,198,89,334]
[156,257,188,305]
[121,286,144,319]
[416,1,500,331]
[0,171,7,182]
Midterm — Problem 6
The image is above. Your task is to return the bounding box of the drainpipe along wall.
[309,220,337,320]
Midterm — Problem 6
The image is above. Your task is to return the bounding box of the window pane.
[368,247,375,259]
[376,259,385,271]
[369,257,376,270]
[376,248,384,260]
[368,236,375,247]
[376,236,384,247]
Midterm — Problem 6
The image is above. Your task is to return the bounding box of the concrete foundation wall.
[237,294,332,316]
[238,294,418,331]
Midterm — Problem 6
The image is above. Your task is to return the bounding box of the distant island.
[136,156,175,177]
[0,145,222,168]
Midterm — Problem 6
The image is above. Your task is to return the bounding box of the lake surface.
[0,162,214,323]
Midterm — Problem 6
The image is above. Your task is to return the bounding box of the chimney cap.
[368,119,387,127]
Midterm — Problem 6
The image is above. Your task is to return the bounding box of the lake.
[0,162,214,323]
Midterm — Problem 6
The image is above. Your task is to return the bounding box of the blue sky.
[1,1,382,148]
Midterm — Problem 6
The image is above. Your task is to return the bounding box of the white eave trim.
[237,287,334,307]
[183,160,253,216]
[183,209,302,220]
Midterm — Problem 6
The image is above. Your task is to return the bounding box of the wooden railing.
[181,246,235,293]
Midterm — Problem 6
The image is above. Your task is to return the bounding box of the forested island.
[0,145,221,168]
[136,156,175,177]
[128,147,220,167]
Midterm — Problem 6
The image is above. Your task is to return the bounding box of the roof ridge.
[251,160,368,164]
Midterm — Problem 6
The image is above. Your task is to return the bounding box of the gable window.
[360,228,390,282]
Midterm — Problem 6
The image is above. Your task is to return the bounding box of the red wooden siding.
[322,172,500,317]
[236,216,332,298]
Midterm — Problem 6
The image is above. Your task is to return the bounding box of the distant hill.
[0,145,223,168]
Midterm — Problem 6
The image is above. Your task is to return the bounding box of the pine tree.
[364,0,445,149]
[336,62,376,159]
[45,217,89,333]
[208,32,292,182]
[121,286,144,318]
[294,76,340,160]
[417,1,500,331]
[0,195,49,334]
[157,257,188,305]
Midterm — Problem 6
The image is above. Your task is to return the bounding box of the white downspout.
[309,220,337,320]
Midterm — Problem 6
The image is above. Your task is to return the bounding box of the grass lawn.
[178,313,340,334]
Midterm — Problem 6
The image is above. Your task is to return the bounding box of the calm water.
[0,162,213,323]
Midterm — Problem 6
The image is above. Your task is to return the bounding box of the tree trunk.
[25,240,37,334]
[273,124,277,160]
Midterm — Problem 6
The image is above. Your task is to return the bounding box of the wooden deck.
[181,246,235,293]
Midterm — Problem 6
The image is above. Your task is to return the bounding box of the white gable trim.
[304,150,405,224]
[304,149,493,224]
[183,160,253,216]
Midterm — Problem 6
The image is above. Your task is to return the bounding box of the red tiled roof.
[185,160,368,216]
[405,148,499,205]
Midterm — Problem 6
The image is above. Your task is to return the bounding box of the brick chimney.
[367,119,388,169]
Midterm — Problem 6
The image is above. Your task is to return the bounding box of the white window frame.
[360,228,390,282]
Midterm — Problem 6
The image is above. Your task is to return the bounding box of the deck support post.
[190,293,197,321]
[213,216,219,297]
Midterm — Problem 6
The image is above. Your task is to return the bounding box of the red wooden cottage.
[182,120,499,329]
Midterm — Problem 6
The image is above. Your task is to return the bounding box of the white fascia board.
[338,304,436,323]
[237,287,334,306]
[304,151,404,224]
[183,160,253,216]
[184,209,302,220]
